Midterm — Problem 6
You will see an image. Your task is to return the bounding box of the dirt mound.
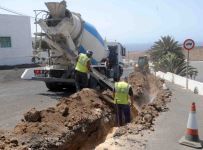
[0,71,172,150]
[119,70,171,129]
[110,72,171,136]
[128,71,161,107]
[96,72,172,150]
[98,89,172,150]
[0,89,114,150]
[115,89,172,135]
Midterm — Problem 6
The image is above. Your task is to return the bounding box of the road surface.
[190,61,203,82]
[0,69,71,129]
[1,67,203,149]
[0,67,134,130]
[146,82,203,150]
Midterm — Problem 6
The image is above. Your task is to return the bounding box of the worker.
[75,50,93,91]
[113,77,134,126]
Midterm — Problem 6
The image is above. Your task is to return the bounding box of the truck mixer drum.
[45,1,66,18]
[21,0,126,91]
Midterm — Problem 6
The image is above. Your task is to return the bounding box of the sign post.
[183,39,195,89]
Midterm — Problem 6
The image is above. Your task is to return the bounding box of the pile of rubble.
[113,89,172,137]
[96,72,172,150]
[134,90,171,129]
[128,71,161,106]
[0,89,114,150]
[113,71,172,136]
[0,71,172,150]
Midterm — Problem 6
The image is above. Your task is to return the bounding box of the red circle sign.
[183,39,195,51]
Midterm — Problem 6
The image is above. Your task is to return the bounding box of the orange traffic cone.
[179,102,202,148]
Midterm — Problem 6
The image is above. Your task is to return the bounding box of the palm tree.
[149,35,184,62]
[158,53,198,77]
[149,35,198,78]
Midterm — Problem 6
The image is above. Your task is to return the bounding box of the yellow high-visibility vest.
[75,53,90,73]
[114,81,130,105]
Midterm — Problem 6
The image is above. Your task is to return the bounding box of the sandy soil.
[96,72,172,150]
[0,89,114,150]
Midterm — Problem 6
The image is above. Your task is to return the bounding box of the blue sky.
[0,0,203,46]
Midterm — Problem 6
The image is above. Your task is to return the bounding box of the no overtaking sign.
[183,38,195,89]
[183,39,195,51]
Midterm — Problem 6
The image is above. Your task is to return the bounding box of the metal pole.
[186,50,189,89]
[34,11,37,44]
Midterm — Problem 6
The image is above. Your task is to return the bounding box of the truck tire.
[65,84,76,92]
[45,82,63,91]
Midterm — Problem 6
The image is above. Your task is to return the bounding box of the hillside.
[127,46,203,61]
[182,46,203,61]
[126,51,148,60]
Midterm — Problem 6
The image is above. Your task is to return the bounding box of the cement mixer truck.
[21,0,126,91]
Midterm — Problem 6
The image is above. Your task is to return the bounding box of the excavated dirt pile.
[96,71,172,149]
[0,71,172,150]
[123,71,172,132]
[128,71,161,106]
[0,89,114,150]
[113,89,172,135]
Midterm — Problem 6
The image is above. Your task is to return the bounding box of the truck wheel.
[45,82,63,91]
[65,84,76,92]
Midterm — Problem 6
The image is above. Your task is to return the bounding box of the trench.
[59,74,160,150]
[0,73,162,150]
[58,114,115,150]
[47,92,154,150]
[72,79,160,150]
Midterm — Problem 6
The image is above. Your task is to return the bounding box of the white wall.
[0,14,32,65]
[155,71,203,95]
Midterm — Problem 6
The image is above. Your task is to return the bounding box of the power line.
[0,5,35,19]
[0,5,27,16]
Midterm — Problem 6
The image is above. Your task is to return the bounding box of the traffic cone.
[179,102,202,148]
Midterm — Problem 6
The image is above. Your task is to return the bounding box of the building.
[0,14,32,65]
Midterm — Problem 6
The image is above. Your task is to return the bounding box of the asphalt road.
[0,67,134,130]
[190,61,203,82]
[0,69,71,130]
[3,67,202,149]
[146,82,203,150]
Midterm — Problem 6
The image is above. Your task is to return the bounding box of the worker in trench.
[75,50,93,91]
[113,77,134,126]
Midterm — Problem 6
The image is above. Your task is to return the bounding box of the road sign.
[183,39,195,51]
[183,39,195,89]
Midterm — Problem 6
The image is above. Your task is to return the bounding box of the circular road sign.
[183,39,195,51]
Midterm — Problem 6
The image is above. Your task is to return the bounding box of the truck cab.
[106,42,126,81]
[107,42,126,65]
